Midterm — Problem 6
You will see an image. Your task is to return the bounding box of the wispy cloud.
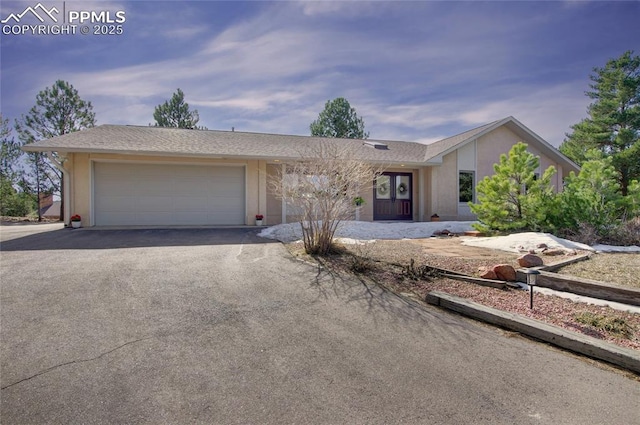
[2,1,636,146]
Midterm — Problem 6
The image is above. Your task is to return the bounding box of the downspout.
[46,152,71,226]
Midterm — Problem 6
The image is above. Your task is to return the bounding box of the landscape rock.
[478,267,498,280]
[517,253,543,268]
[492,264,517,281]
[536,243,548,249]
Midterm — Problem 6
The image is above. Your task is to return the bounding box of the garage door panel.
[94,162,245,226]
[174,196,210,211]
[95,178,137,196]
[96,195,145,213]
[135,196,175,211]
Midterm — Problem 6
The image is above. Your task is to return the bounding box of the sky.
[1,0,639,147]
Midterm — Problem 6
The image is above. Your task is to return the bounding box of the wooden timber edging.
[412,264,508,289]
[439,273,506,289]
[537,252,592,272]
[515,269,640,307]
[426,291,640,374]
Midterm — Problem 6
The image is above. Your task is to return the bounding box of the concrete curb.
[426,291,640,374]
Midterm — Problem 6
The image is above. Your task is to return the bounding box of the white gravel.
[460,231,594,253]
[258,220,476,243]
[259,221,640,253]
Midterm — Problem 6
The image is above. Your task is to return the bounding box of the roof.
[22,117,579,170]
[41,201,61,218]
[22,125,428,165]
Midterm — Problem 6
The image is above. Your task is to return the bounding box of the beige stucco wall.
[67,153,264,227]
[263,167,421,224]
[477,126,565,191]
[266,164,283,225]
[426,126,571,221]
[429,152,459,220]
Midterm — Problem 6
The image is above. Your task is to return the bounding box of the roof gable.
[424,116,579,172]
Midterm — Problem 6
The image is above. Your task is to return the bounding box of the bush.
[471,142,556,232]
[0,178,35,217]
[471,146,639,244]
[601,217,640,246]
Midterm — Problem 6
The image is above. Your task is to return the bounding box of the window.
[459,171,474,203]
[524,172,540,194]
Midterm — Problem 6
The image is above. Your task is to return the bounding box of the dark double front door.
[373,172,413,220]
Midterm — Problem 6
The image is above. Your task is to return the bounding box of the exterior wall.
[476,126,565,191]
[69,153,92,227]
[266,164,283,225]
[431,152,459,220]
[422,167,433,221]
[69,153,263,227]
[264,167,422,224]
[424,126,570,221]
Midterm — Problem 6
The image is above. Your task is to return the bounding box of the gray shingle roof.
[22,117,578,171]
[23,125,430,164]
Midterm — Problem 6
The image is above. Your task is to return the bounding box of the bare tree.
[269,141,385,255]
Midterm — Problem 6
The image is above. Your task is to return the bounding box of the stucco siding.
[431,152,459,219]
[266,164,283,225]
[70,153,91,227]
[477,127,564,191]
[476,126,518,182]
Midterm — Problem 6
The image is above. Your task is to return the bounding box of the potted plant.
[70,214,82,228]
[430,213,440,222]
[255,214,264,226]
[353,196,366,207]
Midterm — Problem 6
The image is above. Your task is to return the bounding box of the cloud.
[3,0,626,148]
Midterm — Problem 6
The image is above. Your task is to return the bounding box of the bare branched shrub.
[603,216,640,246]
[402,259,438,281]
[269,141,385,256]
[348,241,377,273]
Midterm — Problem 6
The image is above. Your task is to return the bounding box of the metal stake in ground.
[522,269,541,309]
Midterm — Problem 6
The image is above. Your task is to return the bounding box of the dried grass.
[295,238,640,352]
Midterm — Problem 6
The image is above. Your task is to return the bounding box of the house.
[38,193,61,220]
[22,116,579,227]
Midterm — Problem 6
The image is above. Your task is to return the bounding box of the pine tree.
[310,97,369,139]
[153,89,201,129]
[470,142,556,232]
[15,80,96,221]
[560,51,640,195]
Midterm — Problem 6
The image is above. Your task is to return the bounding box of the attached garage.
[93,162,246,226]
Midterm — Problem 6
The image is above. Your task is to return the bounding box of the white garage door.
[94,162,245,226]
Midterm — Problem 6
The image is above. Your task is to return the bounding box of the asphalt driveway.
[1,225,639,424]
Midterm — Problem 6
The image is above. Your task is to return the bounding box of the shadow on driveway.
[0,227,277,252]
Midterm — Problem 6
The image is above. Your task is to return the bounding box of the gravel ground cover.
[557,253,640,289]
[288,238,640,351]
